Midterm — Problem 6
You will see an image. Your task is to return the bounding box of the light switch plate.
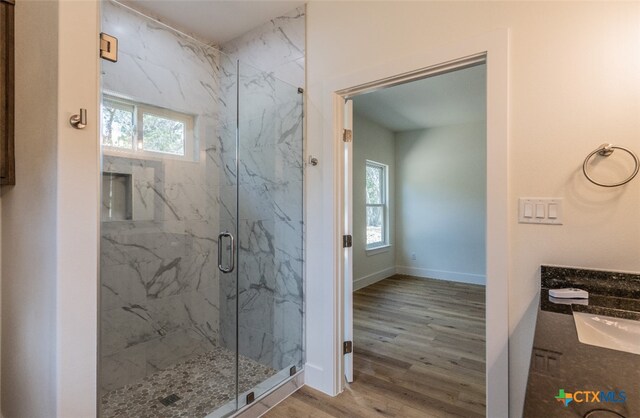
[518,198,563,225]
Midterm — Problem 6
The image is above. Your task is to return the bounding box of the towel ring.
[582,143,639,187]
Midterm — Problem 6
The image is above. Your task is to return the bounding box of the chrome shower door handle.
[217,231,235,273]
[227,232,235,273]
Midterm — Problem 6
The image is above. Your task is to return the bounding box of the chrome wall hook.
[69,108,87,129]
[308,156,318,166]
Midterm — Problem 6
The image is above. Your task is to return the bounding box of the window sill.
[366,245,391,256]
[103,148,197,163]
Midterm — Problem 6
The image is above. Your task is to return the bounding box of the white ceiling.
[122,0,305,44]
[353,64,487,132]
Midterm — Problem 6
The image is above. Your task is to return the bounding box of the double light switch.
[518,198,563,225]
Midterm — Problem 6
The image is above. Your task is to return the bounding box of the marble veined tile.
[238,219,276,260]
[217,186,238,222]
[101,344,146,393]
[101,263,147,311]
[101,229,197,266]
[238,286,275,335]
[240,108,279,149]
[238,327,275,368]
[238,70,278,123]
[272,181,303,223]
[236,254,276,301]
[103,57,224,137]
[102,52,186,112]
[272,337,303,371]
[102,1,222,83]
[183,220,219,255]
[221,7,305,83]
[210,122,236,157]
[218,273,238,352]
[237,148,278,189]
[144,328,215,374]
[238,184,275,222]
[275,258,303,300]
[101,304,156,356]
[272,57,305,89]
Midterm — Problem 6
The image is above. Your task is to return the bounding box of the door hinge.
[100,33,118,63]
[246,392,255,404]
[343,234,352,248]
[343,129,352,142]
[343,341,353,354]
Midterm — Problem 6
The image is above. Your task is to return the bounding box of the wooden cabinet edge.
[1,0,14,186]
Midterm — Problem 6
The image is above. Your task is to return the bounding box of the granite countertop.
[541,265,640,298]
[523,265,640,417]
[540,265,640,318]
[540,288,640,320]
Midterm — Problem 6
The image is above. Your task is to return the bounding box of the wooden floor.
[265,275,486,418]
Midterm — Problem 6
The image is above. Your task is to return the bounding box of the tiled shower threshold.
[101,345,277,418]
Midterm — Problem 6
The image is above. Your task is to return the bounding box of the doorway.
[329,38,509,416]
[343,62,487,416]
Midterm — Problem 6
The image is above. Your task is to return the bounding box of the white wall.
[1,1,59,416]
[1,1,99,417]
[352,113,396,290]
[305,2,640,416]
[395,122,486,285]
[56,1,100,415]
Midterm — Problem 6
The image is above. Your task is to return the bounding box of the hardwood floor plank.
[265,275,486,417]
[354,346,414,370]
[270,396,335,418]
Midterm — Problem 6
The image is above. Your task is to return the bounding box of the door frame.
[327,30,510,417]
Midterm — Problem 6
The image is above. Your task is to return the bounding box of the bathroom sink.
[573,309,640,355]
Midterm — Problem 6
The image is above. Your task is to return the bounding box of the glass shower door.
[99,3,303,417]
[99,2,240,416]
[234,61,304,407]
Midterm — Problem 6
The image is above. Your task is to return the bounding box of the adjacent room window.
[101,95,194,159]
[365,160,388,249]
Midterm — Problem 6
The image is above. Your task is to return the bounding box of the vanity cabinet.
[0,0,15,185]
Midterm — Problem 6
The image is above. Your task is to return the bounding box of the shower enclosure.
[98,2,304,417]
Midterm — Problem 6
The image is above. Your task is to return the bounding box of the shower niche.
[101,172,132,221]
[98,1,305,417]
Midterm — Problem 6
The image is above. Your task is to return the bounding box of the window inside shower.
[101,95,196,160]
[98,1,305,417]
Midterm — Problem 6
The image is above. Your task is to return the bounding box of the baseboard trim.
[353,267,396,291]
[302,362,335,395]
[396,266,486,285]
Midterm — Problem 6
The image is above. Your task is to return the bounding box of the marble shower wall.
[99,0,305,393]
[221,7,305,87]
[100,0,234,392]
[218,7,305,371]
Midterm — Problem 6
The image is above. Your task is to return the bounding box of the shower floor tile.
[101,346,276,418]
